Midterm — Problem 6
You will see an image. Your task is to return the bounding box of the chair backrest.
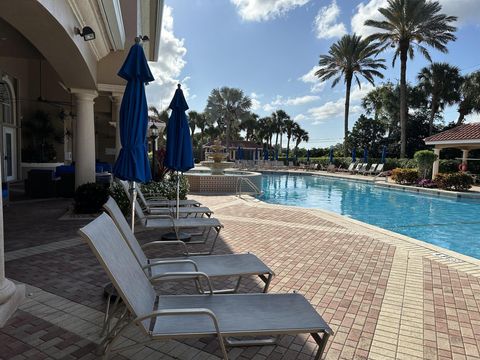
[355,163,363,171]
[103,197,148,267]
[348,163,355,171]
[79,213,156,331]
[360,163,368,171]
[369,164,378,172]
[118,180,147,221]
[376,163,384,172]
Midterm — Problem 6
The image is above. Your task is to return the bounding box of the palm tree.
[240,112,258,141]
[283,119,295,161]
[292,124,309,156]
[417,63,461,135]
[365,0,457,157]
[188,110,200,137]
[272,110,289,151]
[315,34,386,151]
[205,87,252,155]
[456,71,480,125]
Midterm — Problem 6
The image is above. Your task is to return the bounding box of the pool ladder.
[236,177,262,198]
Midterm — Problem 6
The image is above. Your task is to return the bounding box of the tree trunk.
[225,119,231,159]
[344,75,352,156]
[275,132,279,149]
[429,96,438,136]
[399,45,408,158]
[456,111,466,125]
[286,136,290,162]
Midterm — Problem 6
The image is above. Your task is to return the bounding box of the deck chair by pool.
[79,214,332,360]
[370,163,384,175]
[360,163,376,175]
[338,163,356,173]
[105,197,223,255]
[119,180,201,209]
[104,197,273,294]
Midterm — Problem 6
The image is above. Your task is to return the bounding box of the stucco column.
[433,148,441,178]
[111,92,123,160]
[0,165,25,327]
[72,89,98,188]
[462,149,469,166]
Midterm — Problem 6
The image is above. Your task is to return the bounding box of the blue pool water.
[258,174,480,259]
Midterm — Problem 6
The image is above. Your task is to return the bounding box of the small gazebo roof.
[425,123,480,146]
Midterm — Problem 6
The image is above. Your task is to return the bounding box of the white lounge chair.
[104,197,274,294]
[79,213,333,360]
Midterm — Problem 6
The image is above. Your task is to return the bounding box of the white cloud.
[314,0,347,39]
[263,94,319,112]
[352,0,480,38]
[351,0,388,38]
[230,0,311,21]
[250,92,262,111]
[146,6,188,110]
[307,99,362,125]
[299,66,327,93]
[294,114,307,122]
[350,82,375,101]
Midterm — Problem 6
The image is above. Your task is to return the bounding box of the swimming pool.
[258,173,480,260]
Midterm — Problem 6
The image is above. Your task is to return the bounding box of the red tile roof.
[424,123,480,143]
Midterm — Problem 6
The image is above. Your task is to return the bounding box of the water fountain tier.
[200,139,233,175]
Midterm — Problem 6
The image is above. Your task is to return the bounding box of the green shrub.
[391,168,419,184]
[434,172,473,191]
[74,183,109,214]
[109,182,130,215]
[141,174,189,200]
[439,159,461,173]
[414,150,437,179]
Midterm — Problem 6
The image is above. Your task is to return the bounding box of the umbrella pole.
[176,172,180,220]
[130,181,136,231]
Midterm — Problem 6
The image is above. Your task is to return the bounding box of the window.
[0,82,13,125]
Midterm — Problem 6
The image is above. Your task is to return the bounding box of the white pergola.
[424,123,480,177]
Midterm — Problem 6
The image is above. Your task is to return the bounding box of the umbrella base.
[161,231,192,242]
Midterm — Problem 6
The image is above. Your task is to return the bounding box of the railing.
[236,176,262,198]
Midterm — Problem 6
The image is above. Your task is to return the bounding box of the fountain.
[185,138,262,194]
[200,139,233,175]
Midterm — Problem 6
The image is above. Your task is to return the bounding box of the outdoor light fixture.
[75,26,95,41]
[149,123,159,138]
[135,35,150,43]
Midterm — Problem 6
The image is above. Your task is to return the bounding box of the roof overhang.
[139,0,164,61]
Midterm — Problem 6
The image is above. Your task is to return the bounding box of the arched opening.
[0,80,17,182]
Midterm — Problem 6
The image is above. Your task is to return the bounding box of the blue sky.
[147,0,480,148]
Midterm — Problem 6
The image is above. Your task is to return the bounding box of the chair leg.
[311,332,330,360]
[259,273,273,293]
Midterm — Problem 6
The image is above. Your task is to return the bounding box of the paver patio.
[1,194,479,359]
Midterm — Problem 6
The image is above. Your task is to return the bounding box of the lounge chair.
[79,213,333,360]
[371,163,384,175]
[350,163,362,174]
[361,163,377,175]
[353,163,367,174]
[119,180,201,208]
[338,163,356,173]
[104,197,273,294]
[104,197,223,255]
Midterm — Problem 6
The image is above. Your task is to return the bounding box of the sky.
[146,0,480,149]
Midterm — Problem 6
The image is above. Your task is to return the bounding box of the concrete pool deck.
[1,196,479,359]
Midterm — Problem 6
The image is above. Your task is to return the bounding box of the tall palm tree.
[456,71,480,125]
[283,119,295,161]
[417,63,461,135]
[240,112,258,141]
[188,110,200,137]
[315,34,386,151]
[292,124,309,156]
[365,0,457,157]
[205,87,252,155]
[272,109,289,151]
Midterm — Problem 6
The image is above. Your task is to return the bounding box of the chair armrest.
[145,214,173,219]
[149,271,214,294]
[141,240,189,256]
[142,259,198,272]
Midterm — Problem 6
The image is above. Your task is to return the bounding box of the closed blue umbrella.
[352,148,356,163]
[329,146,334,164]
[113,40,154,230]
[363,148,368,163]
[275,148,279,161]
[240,147,244,160]
[254,148,258,160]
[263,148,268,160]
[381,145,387,163]
[165,84,194,220]
[286,148,289,163]
[237,146,241,160]
[307,149,310,162]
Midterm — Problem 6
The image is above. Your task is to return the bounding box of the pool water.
[258,174,480,260]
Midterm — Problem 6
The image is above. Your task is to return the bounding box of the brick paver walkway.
[1,195,480,359]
